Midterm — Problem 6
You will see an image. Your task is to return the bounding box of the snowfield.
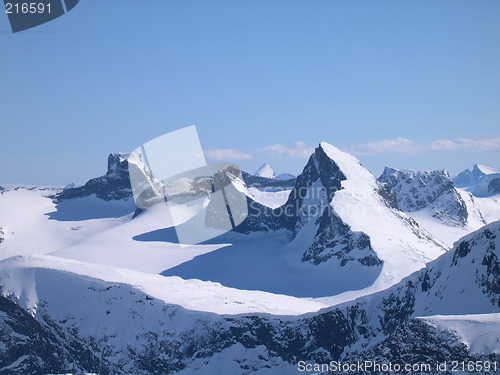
[418,313,500,355]
[0,144,499,375]
[0,254,327,315]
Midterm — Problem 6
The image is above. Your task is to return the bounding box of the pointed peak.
[381,166,399,176]
[314,142,366,179]
[472,164,486,176]
[107,153,130,176]
[255,163,275,179]
[473,164,499,176]
[317,141,343,158]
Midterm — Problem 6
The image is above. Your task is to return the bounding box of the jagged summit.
[52,153,133,202]
[454,163,500,197]
[170,142,446,298]
[254,163,275,179]
[473,163,499,175]
[378,167,469,227]
[380,166,451,193]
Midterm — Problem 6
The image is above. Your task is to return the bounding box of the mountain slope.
[0,186,135,261]
[1,221,498,375]
[454,164,500,197]
[379,167,468,226]
[164,143,445,299]
[379,166,500,247]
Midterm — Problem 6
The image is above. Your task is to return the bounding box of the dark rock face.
[236,144,382,268]
[342,319,500,375]
[233,197,283,233]
[0,293,374,375]
[241,171,296,189]
[0,227,4,244]
[377,182,399,210]
[285,144,346,212]
[0,296,107,375]
[236,144,347,234]
[488,178,500,195]
[52,154,133,203]
[379,167,468,226]
[475,228,500,307]
[302,205,382,267]
[379,168,457,211]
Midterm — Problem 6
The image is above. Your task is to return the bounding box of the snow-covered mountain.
[454,163,500,197]
[379,167,464,217]
[1,142,499,375]
[165,143,445,299]
[255,163,275,178]
[378,166,500,247]
[237,163,297,192]
[1,221,498,375]
[53,153,134,202]
[253,163,296,181]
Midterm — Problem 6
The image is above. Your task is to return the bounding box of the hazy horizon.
[1,1,499,185]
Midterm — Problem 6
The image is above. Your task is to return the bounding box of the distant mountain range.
[0,143,499,374]
[453,163,500,197]
[254,163,296,181]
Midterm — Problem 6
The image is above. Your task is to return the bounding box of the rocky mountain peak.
[106,153,130,177]
[378,167,468,226]
[52,153,134,203]
[379,168,455,210]
[454,164,500,196]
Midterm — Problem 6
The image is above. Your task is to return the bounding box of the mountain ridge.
[1,221,498,374]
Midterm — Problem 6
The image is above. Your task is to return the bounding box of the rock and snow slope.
[166,143,446,298]
[379,166,500,247]
[379,167,468,225]
[454,163,500,197]
[53,153,135,202]
[0,220,498,375]
[1,143,498,374]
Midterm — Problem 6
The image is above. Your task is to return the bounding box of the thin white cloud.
[204,149,253,161]
[347,137,500,155]
[430,138,500,152]
[348,138,418,155]
[205,137,499,163]
[256,141,314,159]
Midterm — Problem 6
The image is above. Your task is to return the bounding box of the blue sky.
[1,0,499,185]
